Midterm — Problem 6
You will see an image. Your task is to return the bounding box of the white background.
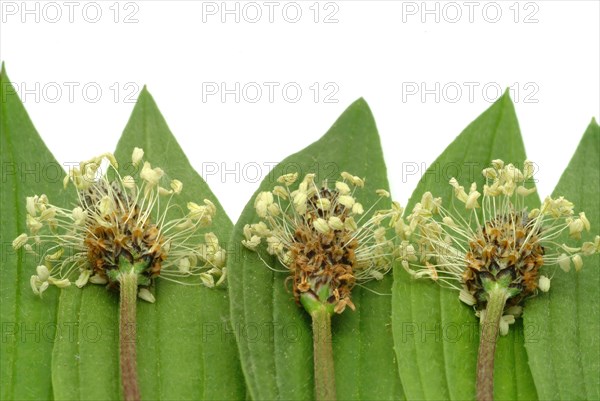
[1,0,598,220]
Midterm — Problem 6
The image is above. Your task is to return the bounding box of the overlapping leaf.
[228,99,405,400]
[524,119,599,400]
[392,92,538,400]
[0,66,67,401]
[51,88,246,400]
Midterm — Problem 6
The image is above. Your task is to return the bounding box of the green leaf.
[228,99,405,400]
[392,92,538,401]
[524,119,600,400]
[51,88,246,400]
[0,66,68,401]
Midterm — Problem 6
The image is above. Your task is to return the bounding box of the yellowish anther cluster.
[13,148,226,299]
[481,159,535,198]
[30,265,70,296]
[63,152,118,190]
[449,178,481,209]
[187,199,217,227]
[242,172,401,314]
[140,161,164,188]
[400,159,598,334]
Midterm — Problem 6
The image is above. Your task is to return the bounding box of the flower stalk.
[301,286,337,401]
[311,307,336,401]
[118,263,141,401]
[476,286,508,401]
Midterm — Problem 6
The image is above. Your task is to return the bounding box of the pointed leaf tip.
[350,97,372,112]
[0,65,10,83]
[501,87,515,103]
[134,85,152,104]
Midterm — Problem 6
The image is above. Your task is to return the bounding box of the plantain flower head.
[242,172,402,314]
[400,159,599,334]
[13,149,226,301]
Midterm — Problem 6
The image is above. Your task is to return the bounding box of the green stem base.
[476,287,508,401]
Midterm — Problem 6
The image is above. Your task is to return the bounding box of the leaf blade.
[524,119,600,400]
[228,98,405,400]
[0,66,68,401]
[51,88,246,400]
[392,93,538,401]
